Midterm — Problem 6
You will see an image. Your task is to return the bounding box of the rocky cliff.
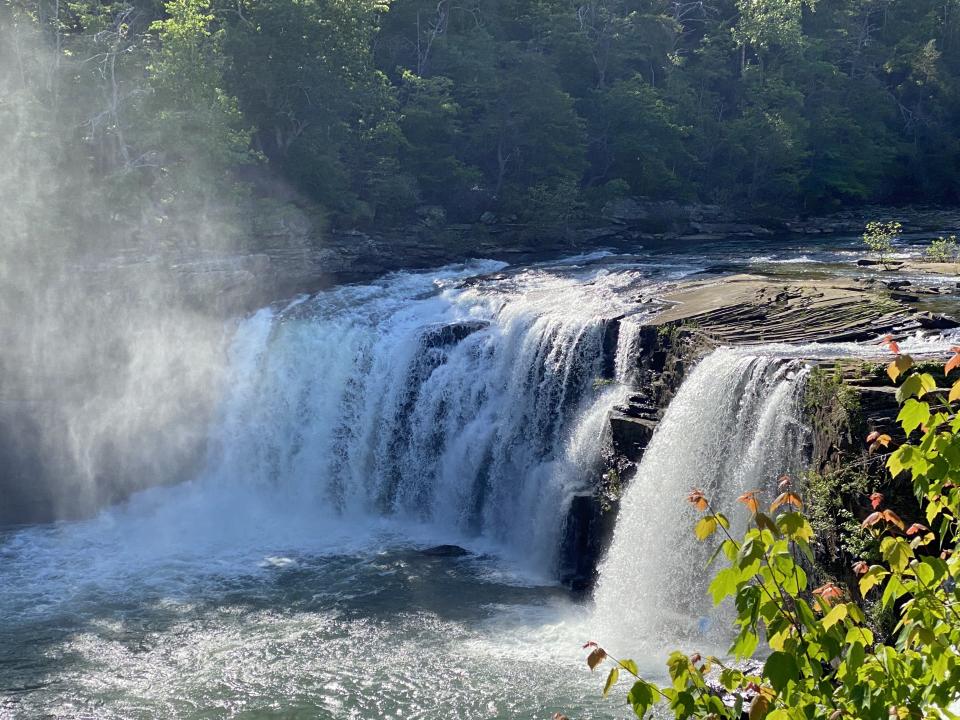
[559,274,958,593]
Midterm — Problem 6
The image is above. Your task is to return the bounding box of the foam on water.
[592,348,810,658]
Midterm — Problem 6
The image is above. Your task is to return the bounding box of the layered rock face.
[559,274,958,592]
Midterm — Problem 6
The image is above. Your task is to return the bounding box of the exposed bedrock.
[560,274,958,592]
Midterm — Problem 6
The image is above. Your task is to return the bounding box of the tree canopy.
[6,0,960,229]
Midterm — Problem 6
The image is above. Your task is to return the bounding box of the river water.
[0,236,955,719]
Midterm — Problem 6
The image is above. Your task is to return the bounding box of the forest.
[4,0,960,238]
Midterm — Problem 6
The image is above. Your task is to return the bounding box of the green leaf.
[666,652,690,687]
[709,566,741,604]
[846,626,873,646]
[668,690,696,717]
[887,445,916,478]
[896,373,936,403]
[731,627,759,658]
[755,512,781,537]
[880,536,912,572]
[619,659,639,676]
[859,565,889,596]
[763,650,799,692]
[881,574,907,610]
[776,512,813,541]
[843,641,865,682]
[695,516,718,541]
[602,667,618,698]
[821,603,848,630]
[627,680,656,717]
[898,398,931,434]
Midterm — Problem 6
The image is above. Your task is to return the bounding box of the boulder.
[421,544,471,557]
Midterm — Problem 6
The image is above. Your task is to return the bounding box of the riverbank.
[122,200,960,316]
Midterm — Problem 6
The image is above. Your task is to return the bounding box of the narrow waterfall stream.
[592,349,810,658]
[0,258,822,719]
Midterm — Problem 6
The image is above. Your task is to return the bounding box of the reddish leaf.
[770,491,803,512]
[582,641,598,649]
[689,653,701,665]
[862,511,883,528]
[852,560,869,576]
[947,351,960,376]
[687,489,709,512]
[737,491,760,514]
[777,474,792,490]
[870,492,884,510]
[880,335,901,354]
[882,509,905,530]
[813,583,843,607]
[866,431,880,444]
[906,523,929,536]
[749,691,771,720]
[587,647,607,670]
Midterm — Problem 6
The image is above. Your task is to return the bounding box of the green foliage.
[11,0,960,228]
[589,347,960,719]
[803,364,860,440]
[142,0,252,200]
[926,236,959,264]
[863,221,902,267]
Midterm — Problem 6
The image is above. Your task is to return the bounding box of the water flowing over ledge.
[4,252,959,719]
[592,349,810,657]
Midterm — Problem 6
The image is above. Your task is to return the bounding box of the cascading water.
[592,348,810,656]
[197,260,655,575]
[0,255,827,719]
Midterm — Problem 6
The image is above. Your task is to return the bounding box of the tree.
[863,220,901,268]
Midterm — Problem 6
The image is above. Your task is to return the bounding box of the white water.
[198,260,660,576]
[1,258,687,719]
[9,252,939,718]
[592,349,810,657]
[0,260,667,616]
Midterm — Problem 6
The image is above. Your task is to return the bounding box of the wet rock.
[690,221,772,236]
[421,320,489,348]
[609,412,658,461]
[857,258,905,269]
[558,493,617,595]
[916,311,960,330]
[421,544,471,557]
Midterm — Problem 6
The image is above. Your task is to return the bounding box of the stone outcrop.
[560,273,958,592]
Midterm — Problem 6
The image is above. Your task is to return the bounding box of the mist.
[0,9,247,524]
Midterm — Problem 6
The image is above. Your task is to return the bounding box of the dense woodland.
[4,0,960,235]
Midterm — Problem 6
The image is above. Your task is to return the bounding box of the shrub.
[862,221,901,267]
[925,235,959,263]
[586,335,960,719]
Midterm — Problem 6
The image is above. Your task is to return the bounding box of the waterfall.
[592,348,809,655]
[192,261,649,575]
